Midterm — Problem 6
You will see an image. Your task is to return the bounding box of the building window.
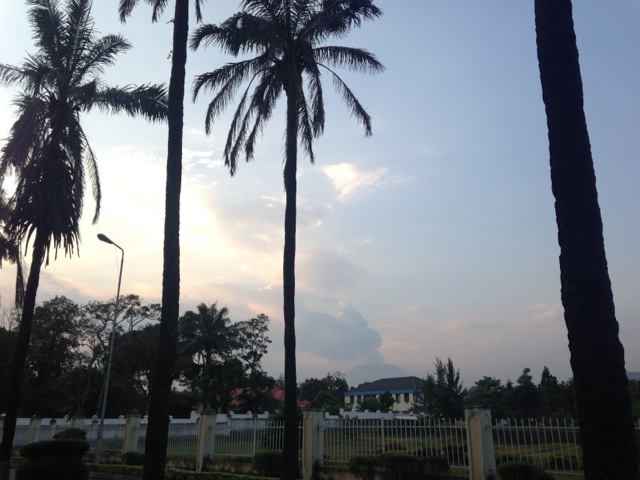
[404,393,410,403]
[395,394,400,403]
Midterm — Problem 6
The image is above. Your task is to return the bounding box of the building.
[344,376,425,413]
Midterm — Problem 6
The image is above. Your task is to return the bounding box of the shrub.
[423,455,450,479]
[123,451,145,466]
[349,455,378,480]
[17,440,89,480]
[52,428,87,441]
[497,460,554,480]
[378,452,422,480]
[252,450,282,478]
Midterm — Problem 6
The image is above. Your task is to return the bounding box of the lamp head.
[97,233,113,245]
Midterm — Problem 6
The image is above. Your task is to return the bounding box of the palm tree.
[191,1,383,476]
[0,1,166,478]
[117,1,204,478]
[179,302,237,409]
[534,1,638,478]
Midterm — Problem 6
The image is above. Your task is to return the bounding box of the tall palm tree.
[534,1,638,478]
[191,1,383,476]
[0,1,166,478]
[117,1,205,478]
[178,302,237,409]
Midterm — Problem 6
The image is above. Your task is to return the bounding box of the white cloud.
[321,163,387,201]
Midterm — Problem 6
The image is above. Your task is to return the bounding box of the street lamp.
[95,233,124,464]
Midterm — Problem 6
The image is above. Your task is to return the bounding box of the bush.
[497,460,554,480]
[17,440,89,480]
[123,451,145,466]
[252,450,282,478]
[423,456,450,479]
[378,452,422,480]
[349,455,378,480]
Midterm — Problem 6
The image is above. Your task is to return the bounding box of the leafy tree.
[537,366,575,418]
[191,3,382,476]
[502,368,540,419]
[80,295,160,416]
[0,1,166,473]
[300,372,349,413]
[357,396,382,412]
[465,376,506,419]
[233,314,273,410]
[117,0,205,476]
[110,323,161,414]
[20,296,87,416]
[378,391,395,413]
[424,357,466,418]
[534,1,638,476]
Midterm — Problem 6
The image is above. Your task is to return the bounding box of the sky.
[1,1,639,390]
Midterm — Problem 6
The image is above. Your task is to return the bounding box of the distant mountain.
[347,364,408,388]
[628,371,640,381]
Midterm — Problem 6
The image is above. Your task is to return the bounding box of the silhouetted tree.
[191,2,382,475]
[0,2,166,476]
[424,357,465,418]
[534,1,638,477]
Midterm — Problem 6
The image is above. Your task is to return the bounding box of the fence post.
[196,408,217,472]
[123,411,141,454]
[302,410,324,480]
[465,407,497,479]
[71,416,85,430]
[27,417,41,444]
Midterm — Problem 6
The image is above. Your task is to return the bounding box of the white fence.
[3,411,639,477]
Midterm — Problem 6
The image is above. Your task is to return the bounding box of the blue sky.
[1,1,639,389]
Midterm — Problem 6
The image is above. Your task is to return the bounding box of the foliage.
[252,450,283,478]
[377,453,422,480]
[424,357,466,418]
[299,372,349,413]
[465,367,575,420]
[349,455,378,480]
[496,460,554,480]
[17,440,89,480]
[423,455,450,479]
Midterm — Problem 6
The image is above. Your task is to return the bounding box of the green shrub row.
[497,460,554,480]
[350,452,450,480]
[87,464,278,480]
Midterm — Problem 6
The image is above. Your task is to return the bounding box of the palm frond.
[324,63,373,135]
[92,84,168,122]
[72,34,132,85]
[314,45,384,73]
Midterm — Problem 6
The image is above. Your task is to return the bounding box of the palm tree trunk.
[534,1,638,478]
[0,229,47,480]
[142,1,188,479]
[282,84,299,480]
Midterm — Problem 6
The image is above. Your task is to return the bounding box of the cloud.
[297,249,364,293]
[321,163,387,201]
[297,303,383,361]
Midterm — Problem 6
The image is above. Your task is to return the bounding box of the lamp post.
[95,233,124,464]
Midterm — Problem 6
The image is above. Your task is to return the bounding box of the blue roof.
[344,376,424,397]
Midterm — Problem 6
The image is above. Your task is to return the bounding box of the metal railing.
[323,417,467,467]
[5,413,639,478]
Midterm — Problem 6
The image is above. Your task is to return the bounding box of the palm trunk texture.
[534,1,638,478]
[0,230,47,480]
[281,84,300,480]
[142,1,187,479]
